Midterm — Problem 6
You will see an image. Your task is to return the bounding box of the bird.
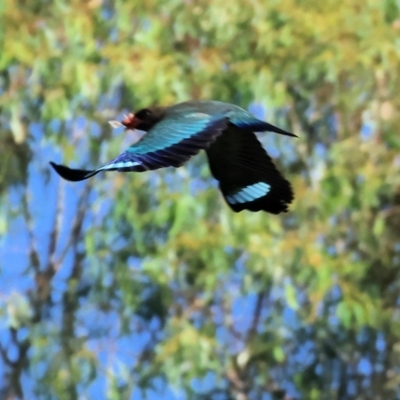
[50,100,295,214]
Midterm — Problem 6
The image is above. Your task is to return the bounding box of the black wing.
[206,125,294,214]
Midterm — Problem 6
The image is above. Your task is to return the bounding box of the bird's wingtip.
[49,161,98,182]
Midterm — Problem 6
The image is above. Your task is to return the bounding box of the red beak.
[121,113,141,130]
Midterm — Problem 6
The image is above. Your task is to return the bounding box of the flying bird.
[50,100,295,214]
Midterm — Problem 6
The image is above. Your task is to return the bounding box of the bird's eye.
[135,109,151,120]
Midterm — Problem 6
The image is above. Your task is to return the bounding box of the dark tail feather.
[257,121,297,138]
[49,162,99,182]
[232,118,297,137]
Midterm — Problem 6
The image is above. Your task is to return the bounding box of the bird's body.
[50,100,295,214]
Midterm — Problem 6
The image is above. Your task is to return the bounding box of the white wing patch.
[226,182,271,204]
[184,112,208,119]
[98,161,141,171]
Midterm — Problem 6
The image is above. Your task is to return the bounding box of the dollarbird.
[50,100,295,214]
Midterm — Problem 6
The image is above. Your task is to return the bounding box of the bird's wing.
[50,112,228,182]
[206,125,294,214]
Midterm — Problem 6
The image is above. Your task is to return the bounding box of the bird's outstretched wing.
[50,113,228,182]
[206,125,294,214]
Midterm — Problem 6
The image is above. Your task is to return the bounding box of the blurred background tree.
[1,0,400,399]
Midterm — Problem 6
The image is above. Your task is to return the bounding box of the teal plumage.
[50,100,295,214]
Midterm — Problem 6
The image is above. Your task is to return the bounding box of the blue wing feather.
[50,112,228,181]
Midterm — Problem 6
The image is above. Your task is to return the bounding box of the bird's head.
[118,107,165,131]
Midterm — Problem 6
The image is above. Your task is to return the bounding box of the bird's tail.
[229,115,297,137]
